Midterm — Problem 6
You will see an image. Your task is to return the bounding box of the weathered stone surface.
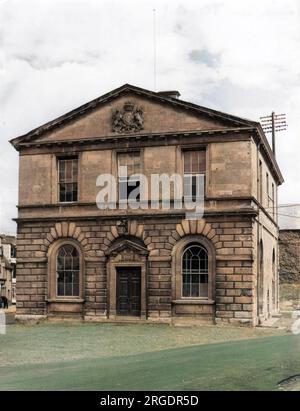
[279,230,300,283]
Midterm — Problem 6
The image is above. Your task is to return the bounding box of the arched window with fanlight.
[56,244,80,297]
[182,243,209,298]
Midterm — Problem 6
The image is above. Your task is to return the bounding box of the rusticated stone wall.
[279,230,300,283]
[16,215,256,325]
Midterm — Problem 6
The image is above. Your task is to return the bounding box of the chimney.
[157,90,181,99]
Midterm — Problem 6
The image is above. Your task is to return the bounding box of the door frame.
[107,261,147,320]
[116,266,142,316]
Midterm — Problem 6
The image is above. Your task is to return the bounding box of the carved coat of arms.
[112,101,144,133]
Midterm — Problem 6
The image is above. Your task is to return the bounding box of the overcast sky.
[1,0,300,233]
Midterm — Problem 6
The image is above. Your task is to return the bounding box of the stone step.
[47,314,84,323]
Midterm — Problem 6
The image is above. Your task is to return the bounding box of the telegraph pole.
[260,112,287,157]
[271,111,276,157]
[153,8,157,91]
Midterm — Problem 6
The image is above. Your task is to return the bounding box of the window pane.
[191,282,199,297]
[57,271,65,296]
[200,283,208,297]
[182,283,190,297]
[59,161,66,182]
[59,183,66,202]
[59,182,78,202]
[127,180,140,201]
[197,151,206,174]
[184,150,206,174]
[73,270,79,284]
[65,282,72,296]
[57,257,64,271]
[73,256,79,270]
[184,173,205,199]
[191,256,199,271]
[119,179,128,201]
[191,151,198,172]
[73,282,80,297]
[184,152,191,174]
[66,161,72,181]
[73,160,78,179]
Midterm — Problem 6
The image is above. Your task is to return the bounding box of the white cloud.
[0,0,300,232]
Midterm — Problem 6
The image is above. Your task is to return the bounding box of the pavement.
[260,310,300,334]
[0,306,16,325]
[2,304,299,330]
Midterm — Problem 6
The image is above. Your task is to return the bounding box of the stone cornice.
[14,209,258,224]
[10,83,255,148]
[15,127,254,150]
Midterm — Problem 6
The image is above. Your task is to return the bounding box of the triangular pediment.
[106,238,149,257]
[10,84,256,148]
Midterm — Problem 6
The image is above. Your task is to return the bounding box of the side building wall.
[253,212,279,322]
[279,230,300,284]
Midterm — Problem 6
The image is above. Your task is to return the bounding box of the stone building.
[0,234,16,303]
[279,229,300,283]
[279,206,300,284]
[10,84,283,326]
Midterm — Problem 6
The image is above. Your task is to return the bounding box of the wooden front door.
[116,267,141,316]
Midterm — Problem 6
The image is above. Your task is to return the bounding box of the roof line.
[10,83,255,147]
[9,83,283,184]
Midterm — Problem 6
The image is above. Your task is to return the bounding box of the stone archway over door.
[106,238,148,320]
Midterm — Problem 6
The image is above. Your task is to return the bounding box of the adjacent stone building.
[0,234,16,304]
[279,207,300,284]
[10,84,283,326]
[279,229,300,283]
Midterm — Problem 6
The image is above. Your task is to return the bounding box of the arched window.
[56,245,80,297]
[182,243,208,298]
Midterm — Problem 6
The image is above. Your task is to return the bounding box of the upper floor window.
[266,172,270,208]
[266,172,275,216]
[58,157,78,203]
[11,245,16,259]
[118,151,141,202]
[258,160,263,204]
[12,264,16,279]
[183,150,206,199]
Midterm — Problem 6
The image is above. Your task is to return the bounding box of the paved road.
[1,312,16,325]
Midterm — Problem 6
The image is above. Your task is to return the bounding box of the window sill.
[46,298,84,304]
[58,202,79,205]
[172,299,215,305]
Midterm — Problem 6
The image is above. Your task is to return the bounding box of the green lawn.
[0,323,299,391]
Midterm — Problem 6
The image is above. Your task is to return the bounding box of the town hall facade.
[11,84,283,326]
